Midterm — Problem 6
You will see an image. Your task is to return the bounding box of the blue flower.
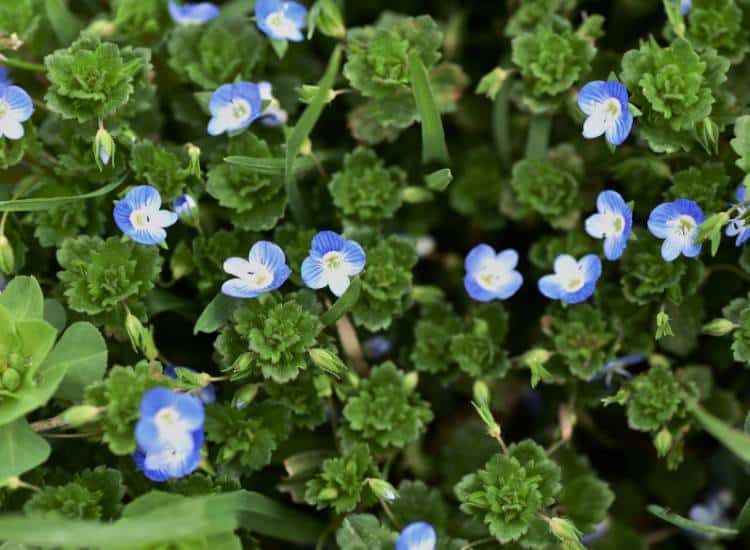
[172,194,197,219]
[0,67,12,86]
[464,244,523,302]
[113,185,178,245]
[0,83,33,141]
[258,81,288,127]
[647,199,704,261]
[207,82,263,136]
[164,365,216,404]
[585,190,633,260]
[363,336,392,360]
[538,254,602,304]
[301,231,366,297]
[256,0,307,42]
[168,0,220,24]
[577,80,633,146]
[396,522,437,550]
[591,354,644,386]
[98,143,110,166]
[133,430,203,482]
[680,0,692,15]
[222,241,291,298]
[726,185,750,247]
[135,387,205,454]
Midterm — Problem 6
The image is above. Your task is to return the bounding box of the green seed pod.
[1,368,21,392]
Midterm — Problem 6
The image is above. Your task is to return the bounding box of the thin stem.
[705,264,750,284]
[494,433,508,453]
[0,56,46,73]
[524,114,552,160]
[460,537,496,550]
[30,416,67,432]
[334,314,369,376]
[380,499,400,530]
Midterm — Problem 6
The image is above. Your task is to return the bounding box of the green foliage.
[130,141,193,202]
[732,304,750,364]
[666,162,730,212]
[335,514,395,549]
[625,365,687,432]
[547,304,615,380]
[686,0,749,62]
[511,159,579,227]
[450,304,510,379]
[449,148,506,230]
[305,444,377,513]
[411,302,463,374]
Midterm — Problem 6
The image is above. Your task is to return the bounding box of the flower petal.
[582,111,608,139]
[495,270,523,300]
[396,522,437,550]
[465,244,496,274]
[553,255,579,278]
[605,108,633,146]
[538,274,563,300]
[341,240,366,275]
[0,116,23,140]
[310,231,346,256]
[301,256,327,289]
[585,213,608,239]
[661,236,684,262]
[580,254,602,282]
[249,241,286,272]
[648,203,678,239]
[603,234,628,261]
[2,85,33,121]
[495,249,519,271]
[577,81,609,115]
[464,275,495,302]
[222,278,261,298]
[328,271,351,297]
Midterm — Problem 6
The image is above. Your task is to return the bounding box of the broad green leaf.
[648,504,737,539]
[194,293,239,335]
[44,0,83,45]
[54,322,108,402]
[270,39,288,59]
[688,401,750,464]
[425,168,453,191]
[224,155,315,175]
[409,51,449,165]
[0,419,50,482]
[0,276,44,320]
[0,179,122,212]
[320,278,361,326]
[43,298,67,332]
[737,496,750,532]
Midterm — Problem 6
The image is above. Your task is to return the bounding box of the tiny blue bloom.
[585,190,633,261]
[0,83,33,141]
[726,185,750,247]
[207,82,263,136]
[0,67,12,86]
[172,194,197,218]
[164,365,216,404]
[135,387,205,454]
[577,80,633,146]
[396,522,437,550]
[363,336,392,360]
[581,520,611,545]
[647,199,704,261]
[301,231,366,297]
[258,81,288,127]
[464,244,523,302]
[538,254,602,304]
[222,241,291,298]
[168,0,220,24]
[591,354,644,386]
[680,0,692,15]
[256,0,307,42]
[133,430,203,482]
[113,185,178,245]
[99,143,110,166]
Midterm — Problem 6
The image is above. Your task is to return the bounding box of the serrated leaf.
[335,514,395,550]
[0,179,122,212]
[409,51,449,164]
[0,419,50,482]
[194,293,239,335]
[320,278,361,326]
[648,504,737,539]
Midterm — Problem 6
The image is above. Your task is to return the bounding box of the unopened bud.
[402,186,434,204]
[654,428,672,457]
[548,517,583,547]
[309,0,346,39]
[403,371,419,393]
[317,487,338,501]
[0,234,15,274]
[233,383,259,409]
[473,380,490,406]
[172,194,199,226]
[62,405,102,427]
[702,318,736,337]
[309,348,348,378]
[1,368,20,391]
[368,478,398,501]
[93,127,115,170]
[186,143,201,178]
[125,311,158,360]
[85,19,115,38]
[411,285,444,305]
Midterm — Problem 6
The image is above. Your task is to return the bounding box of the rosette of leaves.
[341,362,433,451]
[686,0,749,63]
[44,35,149,122]
[205,401,291,472]
[625,365,687,432]
[304,444,378,513]
[167,17,262,90]
[510,159,579,228]
[130,142,193,202]
[206,134,287,231]
[621,38,731,152]
[352,235,417,331]
[505,0,572,38]
[329,147,406,224]
[455,440,562,544]
[449,148,506,231]
[111,0,169,45]
[450,304,511,379]
[265,371,327,429]
[56,236,162,325]
[411,302,463,374]
[665,162,730,212]
[84,362,165,455]
[731,304,750,365]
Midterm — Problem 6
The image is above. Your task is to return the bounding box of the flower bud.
[317,487,339,501]
[62,405,102,427]
[0,234,15,274]
[233,352,253,373]
[702,318,736,337]
[172,194,199,226]
[309,348,348,378]
[403,371,419,394]
[233,383,259,409]
[125,311,158,360]
[548,517,583,547]
[85,19,116,38]
[473,380,490,406]
[309,0,346,39]
[186,143,201,177]
[93,126,115,170]
[367,478,398,501]
[297,84,337,105]
[411,285,444,305]
[522,348,553,367]
[1,368,20,392]
[402,186,434,204]
[654,428,672,457]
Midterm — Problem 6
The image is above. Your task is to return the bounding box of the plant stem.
[492,78,512,170]
[460,537,496,550]
[524,114,552,160]
[30,416,67,432]
[705,264,750,284]
[334,314,369,376]
[1,57,46,73]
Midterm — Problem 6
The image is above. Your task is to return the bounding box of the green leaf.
[43,299,67,332]
[320,278,362,326]
[648,504,737,539]
[335,514,396,549]
[688,401,750,464]
[736,496,750,532]
[270,39,288,59]
[54,322,108,402]
[425,168,453,191]
[408,51,449,164]
[194,293,239,335]
[44,0,82,45]
[224,155,314,175]
[0,179,122,212]
[0,275,44,320]
[0,419,50,482]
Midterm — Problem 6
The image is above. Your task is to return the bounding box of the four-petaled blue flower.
[539,254,602,304]
[168,0,220,24]
[259,81,288,127]
[164,365,216,404]
[0,83,33,141]
[207,82,263,136]
[301,231,366,297]
[113,185,178,245]
[585,190,633,261]
[256,0,307,42]
[577,80,633,146]
[647,199,704,261]
[591,354,644,386]
[133,387,205,482]
[464,244,523,302]
[113,185,177,244]
[726,185,750,247]
[222,241,291,298]
[396,522,437,550]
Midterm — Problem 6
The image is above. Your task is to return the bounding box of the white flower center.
[229,98,251,122]
[672,215,696,238]
[593,98,621,130]
[604,211,625,236]
[130,207,154,230]
[322,251,345,272]
[558,264,586,292]
[0,99,7,119]
[243,264,273,290]
[475,263,511,292]
[155,407,182,432]
[266,11,297,36]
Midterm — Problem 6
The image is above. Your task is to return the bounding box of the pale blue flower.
[207,82,262,136]
[0,83,33,141]
[647,199,704,261]
[168,0,220,24]
[222,241,291,298]
[256,0,307,42]
[172,194,197,219]
[259,81,288,127]
[585,190,633,260]
[680,0,692,15]
[577,80,633,146]
[113,185,178,245]
[133,430,203,482]
[99,143,110,166]
[591,354,644,386]
[725,185,750,247]
[464,244,523,302]
[164,365,216,404]
[135,388,205,456]
[396,522,437,550]
[301,231,366,297]
[538,254,602,304]
[363,336,392,360]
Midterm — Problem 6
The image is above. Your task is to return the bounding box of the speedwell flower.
[726,185,750,247]
[577,80,633,146]
[258,81,288,127]
[538,254,602,304]
[113,185,178,245]
[464,244,523,302]
[591,354,645,386]
[396,522,437,550]
[167,0,220,24]
[301,231,366,297]
[207,82,262,136]
[172,194,198,223]
[221,240,291,298]
[647,199,704,261]
[135,388,205,454]
[0,83,33,140]
[133,431,203,482]
[585,190,633,260]
[255,0,307,42]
